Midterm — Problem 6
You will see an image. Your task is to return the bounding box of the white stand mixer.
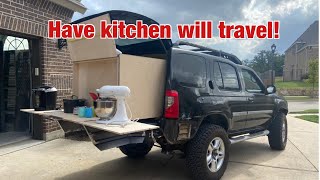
[96,86,131,126]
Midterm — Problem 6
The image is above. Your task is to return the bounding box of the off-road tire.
[186,124,230,180]
[119,140,154,158]
[268,112,287,150]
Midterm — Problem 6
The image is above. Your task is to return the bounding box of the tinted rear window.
[214,62,240,91]
[172,53,206,88]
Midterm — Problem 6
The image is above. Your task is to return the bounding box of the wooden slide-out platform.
[21,109,158,135]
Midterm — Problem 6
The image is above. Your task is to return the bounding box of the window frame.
[214,61,241,92]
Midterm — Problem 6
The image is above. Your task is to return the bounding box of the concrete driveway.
[0,115,318,180]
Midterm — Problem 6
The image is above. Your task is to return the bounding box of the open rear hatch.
[72,10,172,59]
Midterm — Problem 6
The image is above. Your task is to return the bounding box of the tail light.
[164,90,179,119]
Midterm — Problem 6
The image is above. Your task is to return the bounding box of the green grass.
[290,109,319,114]
[275,76,283,82]
[295,115,319,123]
[275,80,318,89]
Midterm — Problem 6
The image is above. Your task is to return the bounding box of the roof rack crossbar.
[174,41,242,65]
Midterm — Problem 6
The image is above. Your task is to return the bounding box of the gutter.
[49,0,87,14]
[285,41,306,53]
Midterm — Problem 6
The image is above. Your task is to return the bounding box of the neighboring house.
[283,21,319,81]
[0,0,86,140]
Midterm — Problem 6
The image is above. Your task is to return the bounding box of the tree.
[274,54,285,76]
[307,59,319,98]
[245,50,284,76]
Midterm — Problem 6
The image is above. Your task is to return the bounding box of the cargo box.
[68,11,171,119]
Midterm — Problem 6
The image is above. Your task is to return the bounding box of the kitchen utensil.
[89,92,99,101]
[73,107,79,115]
[63,96,86,113]
[95,86,131,126]
[78,107,86,117]
[85,107,93,118]
[32,86,57,111]
[94,98,117,120]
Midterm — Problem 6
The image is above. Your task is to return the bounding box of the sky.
[72,0,319,60]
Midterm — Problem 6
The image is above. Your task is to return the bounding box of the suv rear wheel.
[268,112,287,150]
[186,124,230,180]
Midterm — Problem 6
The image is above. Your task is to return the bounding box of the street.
[288,100,318,112]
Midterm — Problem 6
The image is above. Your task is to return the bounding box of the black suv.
[77,10,288,180]
[119,41,288,180]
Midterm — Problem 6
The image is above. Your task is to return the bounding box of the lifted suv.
[119,41,288,180]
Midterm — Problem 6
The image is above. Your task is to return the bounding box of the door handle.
[248,97,254,102]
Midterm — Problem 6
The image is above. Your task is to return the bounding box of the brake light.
[164,90,179,119]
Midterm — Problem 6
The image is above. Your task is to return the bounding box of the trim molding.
[49,0,87,14]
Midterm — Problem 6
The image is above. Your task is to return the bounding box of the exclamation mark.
[274,21,279,39]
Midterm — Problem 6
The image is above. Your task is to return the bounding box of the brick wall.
[284,44,319,81]
[0,0,75,137]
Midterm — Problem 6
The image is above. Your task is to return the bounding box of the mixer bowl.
[94,98,117,119]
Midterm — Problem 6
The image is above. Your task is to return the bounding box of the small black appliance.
[32,86,57,111]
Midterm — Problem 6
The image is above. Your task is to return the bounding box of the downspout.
[295,44,298,80]
[305,47,308,75]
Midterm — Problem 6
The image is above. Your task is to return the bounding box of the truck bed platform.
[21,109,159,150]
[21,109,158,135]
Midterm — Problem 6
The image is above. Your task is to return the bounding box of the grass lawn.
[295,115,319,123]
[275,77,318,89]
[290,109,319,114]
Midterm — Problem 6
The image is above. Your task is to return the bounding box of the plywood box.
[71,54,166,120]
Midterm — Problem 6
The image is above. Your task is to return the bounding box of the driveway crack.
[287,138,319,171]
[229,161,318,172]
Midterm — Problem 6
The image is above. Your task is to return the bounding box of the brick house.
[283,21,319,81]
[0,0,86,141]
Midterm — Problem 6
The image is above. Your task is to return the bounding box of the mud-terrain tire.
[268,112,287,150]
[119,140,154,158]
[186,124,230,180]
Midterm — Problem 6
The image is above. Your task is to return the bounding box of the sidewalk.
[0,115,318,180]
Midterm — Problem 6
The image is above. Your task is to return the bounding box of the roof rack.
[173,41,242,65]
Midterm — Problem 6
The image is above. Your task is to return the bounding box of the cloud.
[195,0,318,59]
[74,0,318,60]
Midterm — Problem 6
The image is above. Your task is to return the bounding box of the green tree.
[307,59,319,97]
[245,50,284,76]
[274,54,285,76]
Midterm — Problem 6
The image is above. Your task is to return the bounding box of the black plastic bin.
[63,97,86,113]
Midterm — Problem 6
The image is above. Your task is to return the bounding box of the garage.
[0,0,86,144]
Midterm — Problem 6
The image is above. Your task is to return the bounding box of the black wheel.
[268,112,287,150]
[186,124,230,180]
[119,140,154,158]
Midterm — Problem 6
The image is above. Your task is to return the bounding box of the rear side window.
[214,62,240,91]
[172,54,206,88]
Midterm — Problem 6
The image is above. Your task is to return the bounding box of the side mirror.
[266,85,276,94]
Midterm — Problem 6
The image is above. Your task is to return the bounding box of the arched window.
[3,36,29,51]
